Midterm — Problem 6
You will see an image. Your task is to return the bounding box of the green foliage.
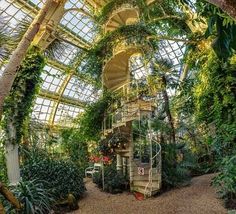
[108,132,129,149]
[4,180,53,214]
[0,139,7,183]
[196,1,236,60]
[161,143,196,189]
[83,23,156,78]
[193,52,236,157]
[147,1,190,36]
[21,148,85,201]
[2,46,45,145]
[79,91,114,141]
[179,24,236,203]
[212,156,236,209]
[93,163,128,194]
[98,132,129,156]
[60,127,89,171]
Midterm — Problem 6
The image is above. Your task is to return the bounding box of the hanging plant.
[83,23,157,79]
[2,46,45,145]
[78,91,115,141]
[108,132,130,149]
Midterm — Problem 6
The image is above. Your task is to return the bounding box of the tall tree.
[0,0,57,120]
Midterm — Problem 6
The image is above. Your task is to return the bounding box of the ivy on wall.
[2,46,45,145]
[78,91,115,141]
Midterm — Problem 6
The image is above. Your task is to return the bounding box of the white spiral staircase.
[100,0,161,197]
[102,81,162,197]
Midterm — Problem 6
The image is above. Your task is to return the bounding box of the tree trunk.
[0,203,5,214]
[0,0,58,185]
[0,0,56,119]
[161,76,176,144]
[0,182,21,210]
[5,144,21,186]
[206,0,236,20]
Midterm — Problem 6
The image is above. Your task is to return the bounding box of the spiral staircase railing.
[133,131,162,197]
[100,0,161,197]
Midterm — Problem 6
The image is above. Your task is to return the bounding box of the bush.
[0,141,7,183]
[60,128,89,171]
[2,180,52,214]
[21,149,85,201]
[93,163,128,194]
[212,156,236,209]
[161,143,196,189]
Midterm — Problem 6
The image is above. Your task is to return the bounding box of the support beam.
[39,89,86,107]
[14,0,90,49]
[48,74,73,126]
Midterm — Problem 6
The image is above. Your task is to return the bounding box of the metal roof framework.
[0,0,186,128]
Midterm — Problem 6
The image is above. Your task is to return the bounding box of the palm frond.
[44,31,68,59]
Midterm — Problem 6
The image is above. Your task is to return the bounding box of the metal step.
[132,186,160,197]
[133,174,160,181]
[133,180,161,189]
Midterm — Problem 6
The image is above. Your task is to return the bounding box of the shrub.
[21,149,85,201]
[161,143,196,189]
[4,179,53,214]
[60,128,89,171]
[0,141,7,183]
[93,163,128,194]
[212,156,236,209]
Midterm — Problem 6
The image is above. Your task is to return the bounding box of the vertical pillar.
[123,157,127,175]
[116,154,123,173]
[129,138,134,187]
[5,144,20,185]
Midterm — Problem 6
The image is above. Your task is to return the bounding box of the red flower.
[102,156,110,162]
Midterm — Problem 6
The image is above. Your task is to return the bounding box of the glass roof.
[41,65,65,93]
[0,0,100,127]
[0,0,186,127]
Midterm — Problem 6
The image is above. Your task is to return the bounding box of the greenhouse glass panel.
[0,0,32,34]
[63,76,98,103]
[32,97,55,123]
[54,103,83,125]
[41,65,65,93]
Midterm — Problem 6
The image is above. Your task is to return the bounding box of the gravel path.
[70,174,227,214]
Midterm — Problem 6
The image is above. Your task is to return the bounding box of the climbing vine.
[2,46,45,145]
[83,23,157,79]
[78,91,115,141]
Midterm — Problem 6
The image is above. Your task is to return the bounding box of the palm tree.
[0,16,12,62]
[151,58,178,144]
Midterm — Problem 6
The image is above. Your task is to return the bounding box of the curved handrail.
[105,3,139,26]
[133,131,161,158]
[98,1,142,24]
[103,42,146,68]
[133,130,161,197]
[102,78,159,132]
